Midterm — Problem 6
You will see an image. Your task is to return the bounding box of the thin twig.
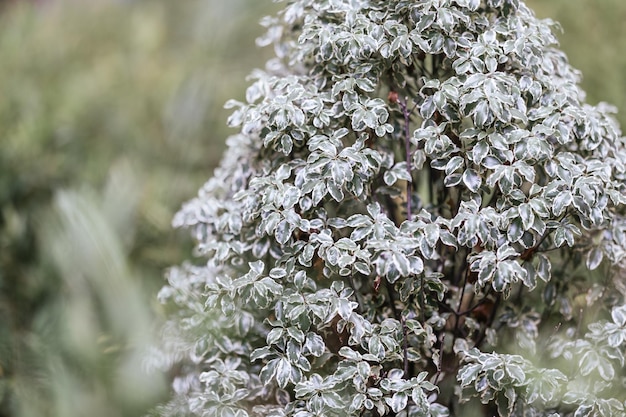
[401,314,409,377]
[473,293,501,348]
[399,96,413,222]
[433,333,445,386]
[450,269,470,352]
[418,275,426,323]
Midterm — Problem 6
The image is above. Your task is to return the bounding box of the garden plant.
[156,0,626,415]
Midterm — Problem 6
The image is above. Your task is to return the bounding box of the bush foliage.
[157,0,626,416]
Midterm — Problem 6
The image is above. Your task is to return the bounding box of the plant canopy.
[155,1,626,416]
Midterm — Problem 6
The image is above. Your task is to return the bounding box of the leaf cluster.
[158,1,626,416]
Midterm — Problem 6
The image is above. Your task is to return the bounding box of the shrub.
[157,1,626,416]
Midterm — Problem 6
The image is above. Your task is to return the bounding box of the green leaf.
[327,182,344,202]
[267,327,284,345]
[507,218,524,242]
[338,347,361,361]
[473,140,489,164]
[519,203,534,230]
[286,340,300,363]
[275,219,294,244]
[337,298,355,320]
[260,358,279,384]
[506,363,526,385]
[276,358,292,388]
[596,357,615,381]
[385,392,408,413]
[269,267,287,279]
[282,185,301,209]
[553,191,572,216]
[445,156,465,175]
[458,364,481,386]
[611,305,626,326]
[462,168,482,193]
[251,346,273,362]
[350,394,366,412]
[305,332,326,357]
[322,391,344,409]
[368,336,385,360]
[536,254,551,282]
[574,404,594,417]
[586,247,603,271]
[392,251,410,277]
[354,261,371,275]
[287,327,305,343]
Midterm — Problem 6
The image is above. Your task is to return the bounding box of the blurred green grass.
[0,1,276,415]
[528,0,626,122]
[0,0,624,416]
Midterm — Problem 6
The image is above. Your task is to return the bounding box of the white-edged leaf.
[462,168,482,193]
[585,247,603,271]
[385,392,408,413]
[322,391,344,409]
[553,191,572,216]
[392,252,410,277]
[276,358,292,388]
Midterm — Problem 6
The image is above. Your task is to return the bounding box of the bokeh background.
[0,0,623,416]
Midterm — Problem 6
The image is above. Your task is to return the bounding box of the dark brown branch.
[399,96,413,222]
[473,293,501,348]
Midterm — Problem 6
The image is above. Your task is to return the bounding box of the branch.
[398,96,413,222]
[473,293,501,348]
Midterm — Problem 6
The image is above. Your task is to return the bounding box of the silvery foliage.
[155,0,626,416]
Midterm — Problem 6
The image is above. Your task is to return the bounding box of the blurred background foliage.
[0,0,623,416]
[528,0,626,118]
[0,0,277,415]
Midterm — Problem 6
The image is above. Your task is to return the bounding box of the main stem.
[399,96,413,378]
